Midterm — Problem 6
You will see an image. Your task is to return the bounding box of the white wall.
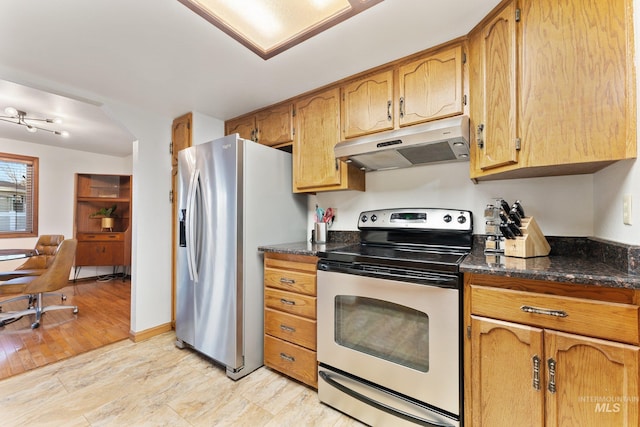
[313,161,595,238]
[192,111,224,145]
[0,137,132,271]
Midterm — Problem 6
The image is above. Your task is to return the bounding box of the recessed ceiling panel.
[178,0,384,59]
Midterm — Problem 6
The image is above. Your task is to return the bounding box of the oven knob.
[457,215,467,224]
[371,214,377,222]
[361,215,368,223]
[443,214,452,223]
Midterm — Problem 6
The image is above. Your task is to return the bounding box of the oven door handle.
[318,371,456,427]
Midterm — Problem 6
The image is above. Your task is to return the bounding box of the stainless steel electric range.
[317,207,473,427]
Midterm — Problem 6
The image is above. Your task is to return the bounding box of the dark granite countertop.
[259,232,640,290]
[258,240,352,256]
[258,230,360,256]
[461,236,640,289]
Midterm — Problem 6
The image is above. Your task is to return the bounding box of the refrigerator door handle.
[185,168,200,282]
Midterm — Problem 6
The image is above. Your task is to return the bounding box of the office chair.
[0,234,64,281]
[0,235,66,311]
[0,239,78,329]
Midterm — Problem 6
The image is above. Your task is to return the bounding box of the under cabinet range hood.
[335,115,470,171]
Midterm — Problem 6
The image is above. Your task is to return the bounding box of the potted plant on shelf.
[90,204,118,231]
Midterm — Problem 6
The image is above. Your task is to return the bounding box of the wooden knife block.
[504,216,551,258]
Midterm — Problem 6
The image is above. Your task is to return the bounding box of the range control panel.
[358,208,473,232]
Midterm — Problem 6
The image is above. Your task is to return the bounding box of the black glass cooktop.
[319,243,469,274]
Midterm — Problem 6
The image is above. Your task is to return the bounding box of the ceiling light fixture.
[178,0,384,59]
[0,107,69,137]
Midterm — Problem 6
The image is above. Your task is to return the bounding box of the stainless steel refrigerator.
[175,134,307,380]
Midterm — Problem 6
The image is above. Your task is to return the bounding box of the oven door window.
[334,295,428,372]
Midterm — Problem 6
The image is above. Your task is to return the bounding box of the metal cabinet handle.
[280,324,296,333]
[547,358,557,393]
[477,124,484,149]
[521,305,568,318]
[399,97,405,118]
[280,352,295,362]
[387,100,392,121]
[279,277,296,285]
[532,355,541,391]
[280,298,295,306]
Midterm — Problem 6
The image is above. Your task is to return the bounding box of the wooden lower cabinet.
[75,232,127,266]
[263,252,318,388]
[465,274,640,426]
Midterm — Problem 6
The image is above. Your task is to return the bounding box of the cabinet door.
[225,116,256,141]
[341,70,394,139]
[545,330,639,427]
[76,241,124,266]
[293,88,342,190]
[255,104,294,146]
[518,0,635,168]
[471,316,545,427]
[398,45,464,127]
[471,1,519,172]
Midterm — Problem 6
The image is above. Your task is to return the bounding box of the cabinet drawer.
[77,232,124,242]
[265,288,316,319]
[470,285,640,344]
[264,267,316,295]
[264,335,317,388]
[265,308,316,350]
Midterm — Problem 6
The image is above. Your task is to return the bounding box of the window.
[0,153,38,237]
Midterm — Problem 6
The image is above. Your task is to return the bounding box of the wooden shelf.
[74,173,132,267]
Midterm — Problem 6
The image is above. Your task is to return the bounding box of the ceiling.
[0,0,501,157]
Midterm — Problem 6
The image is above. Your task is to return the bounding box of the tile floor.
[0,331,366,426]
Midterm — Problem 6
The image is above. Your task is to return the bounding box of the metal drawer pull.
[521,305,568,318]
[280,298,296,305]
[280,324,296,333]
[280,353,295,362]
[279,277,296,285]
[532,355,541,391]
[547,358,557,393]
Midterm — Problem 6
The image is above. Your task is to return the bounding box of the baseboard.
[129,322,173,342]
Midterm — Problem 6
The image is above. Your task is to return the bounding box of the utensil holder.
[314,222,328,243]
[504,216,550,258]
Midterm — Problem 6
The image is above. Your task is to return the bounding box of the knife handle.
[507,220,523,236]
[513,200,526,218]
[509,207,522,226]
[500,223,515,239]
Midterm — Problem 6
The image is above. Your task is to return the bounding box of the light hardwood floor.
[0,278,130,380]
[0,331,365,426]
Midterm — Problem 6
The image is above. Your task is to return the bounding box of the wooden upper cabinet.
[340,44,465,140]
[469,1,518,172]
[226,104,294,147]
[225,115,256,141]
[255,104,294,147]
[518,0,635,167]
[398,44,464,127]
[293,88,365,193]
[341,70,394,139]
[469,0,636,180]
